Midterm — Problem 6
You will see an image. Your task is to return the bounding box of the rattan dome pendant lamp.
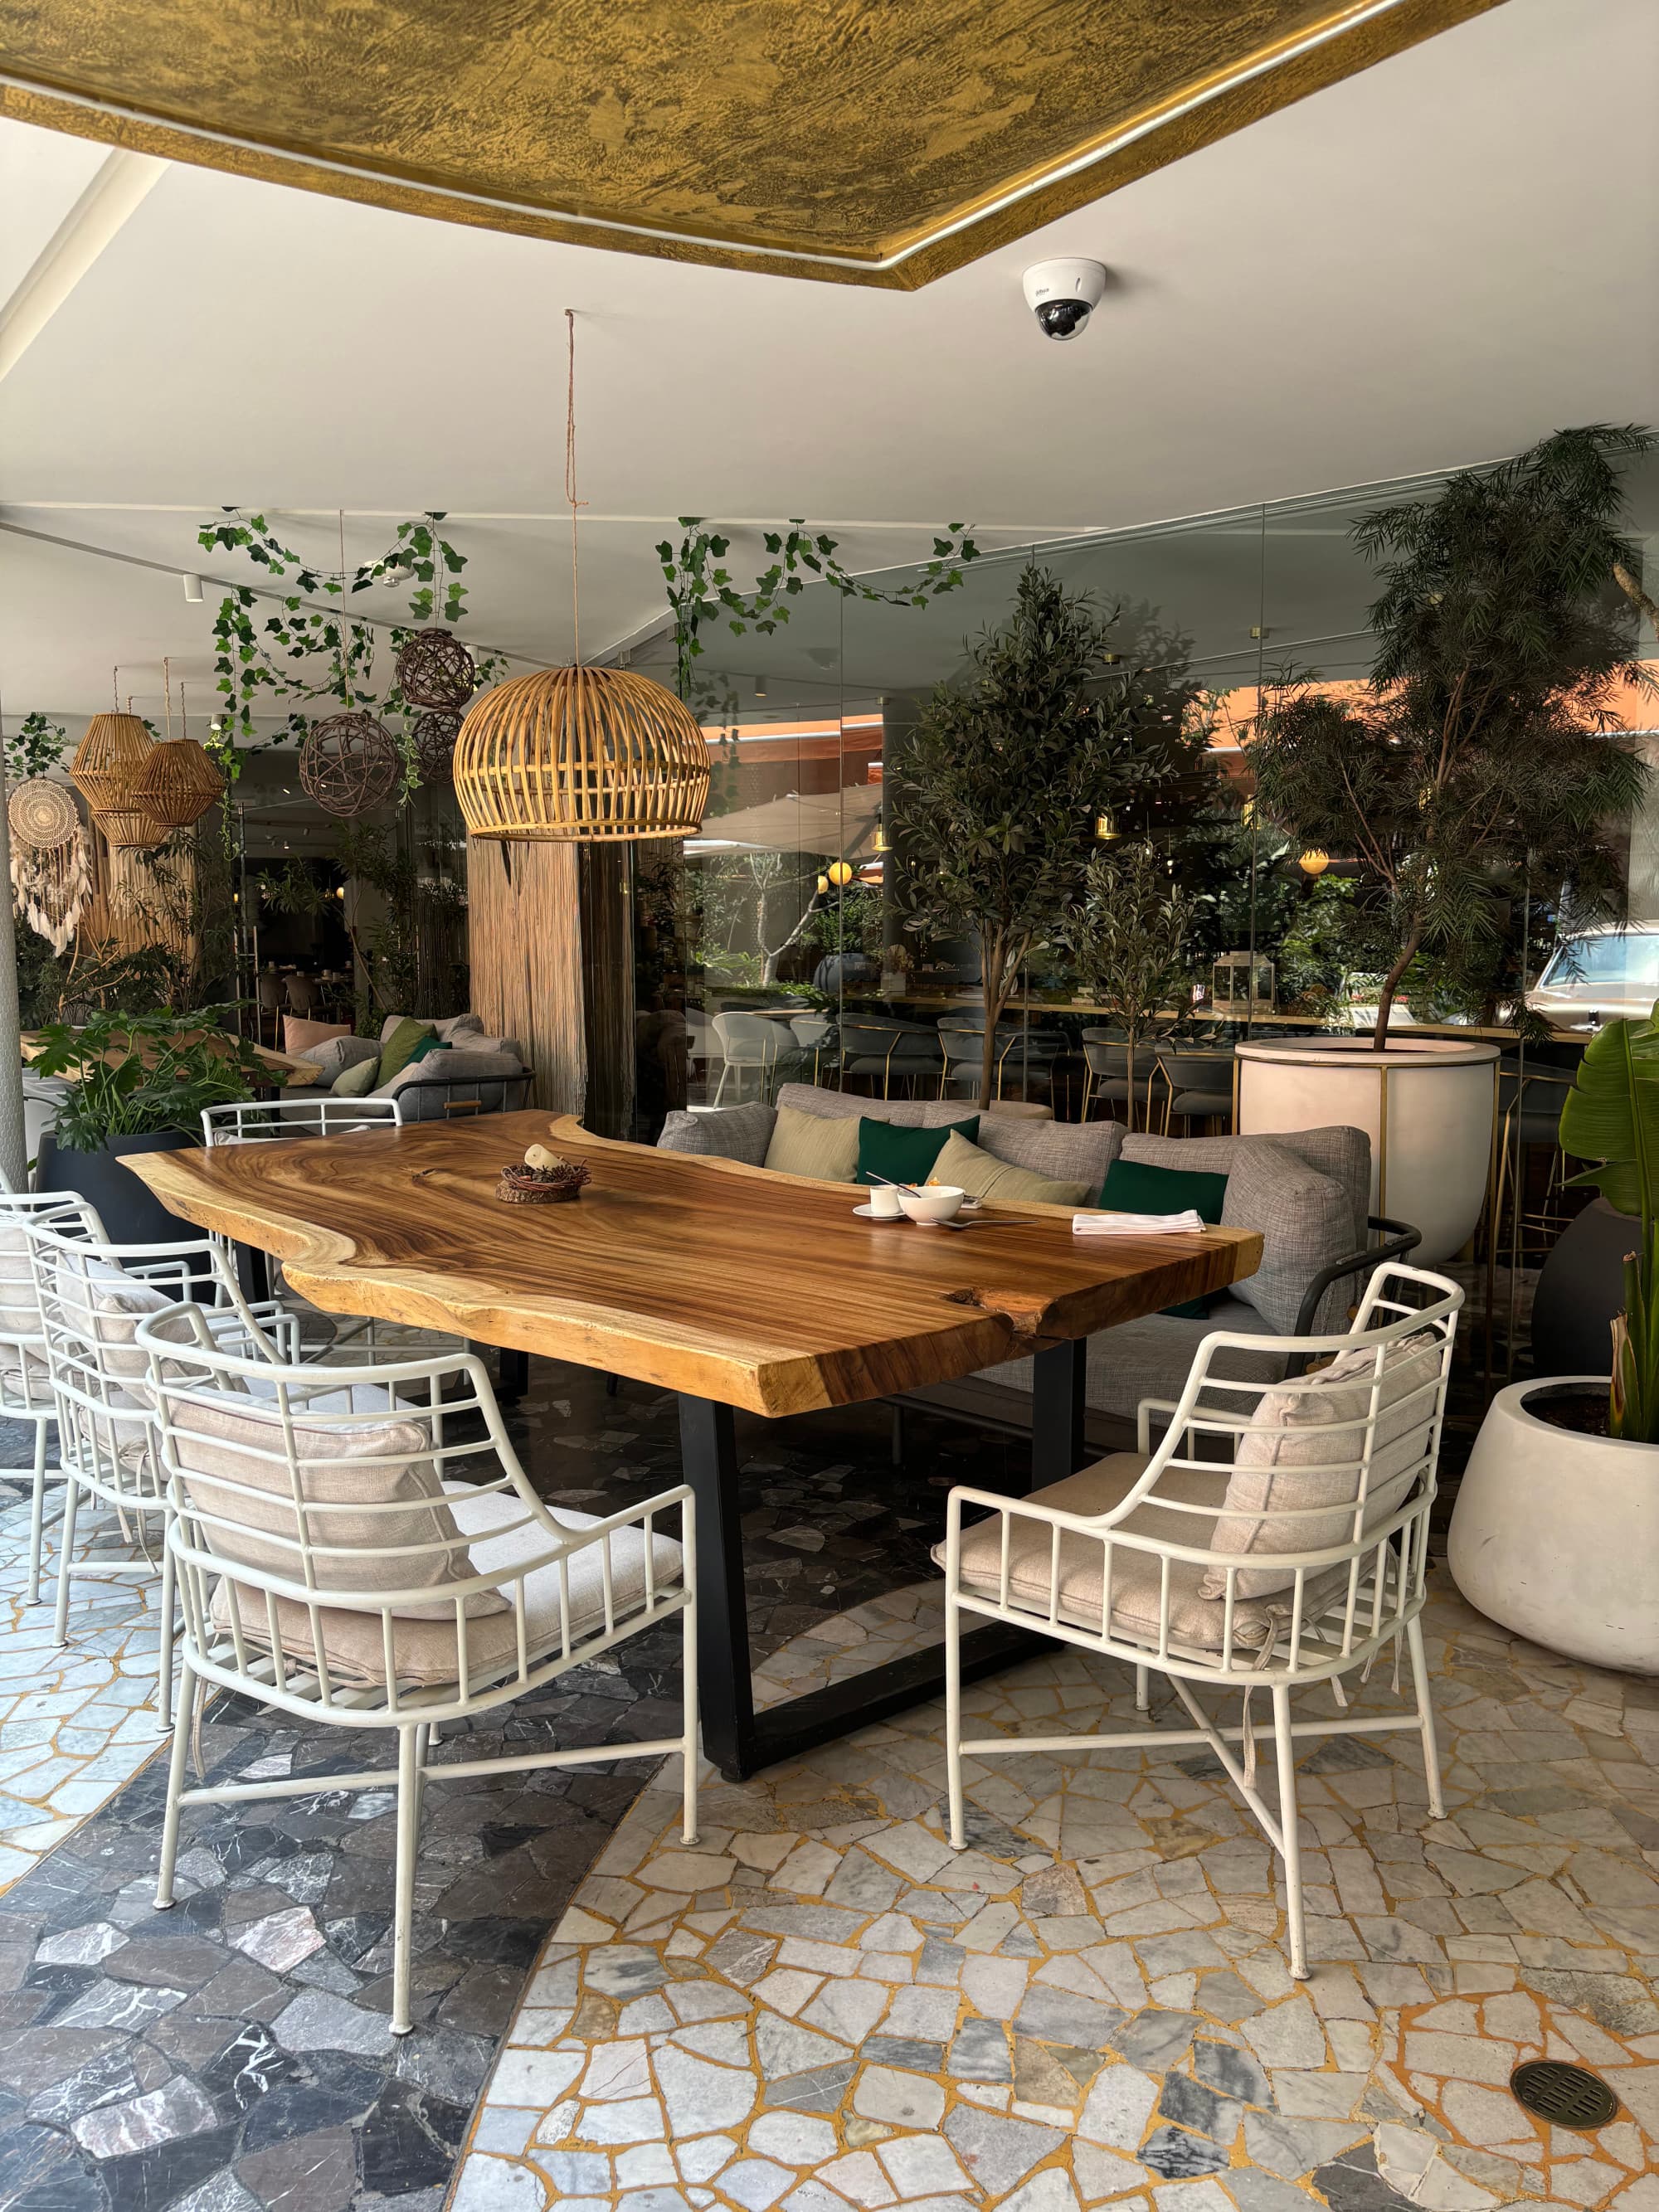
[134,668,226,829]
[69,669,165,850]
[454,312,709,843]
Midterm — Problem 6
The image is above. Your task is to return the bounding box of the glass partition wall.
[630,460,1659,1137]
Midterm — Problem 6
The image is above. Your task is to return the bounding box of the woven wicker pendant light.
[70,669,164,849]
[134,673,226,829]
[454,311,709,844]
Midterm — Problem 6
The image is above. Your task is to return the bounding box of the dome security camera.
[1023,258,1108,342]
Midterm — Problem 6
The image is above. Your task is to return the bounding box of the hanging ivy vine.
[7,710,67,782]
[657,518,980,698]
[192,509,505,800]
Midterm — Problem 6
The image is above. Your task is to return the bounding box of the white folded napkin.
[1071,1208,1207,1236]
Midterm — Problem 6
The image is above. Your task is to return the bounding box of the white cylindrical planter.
[1449,1378,1659,1674]
[1235,1036,1498,1263]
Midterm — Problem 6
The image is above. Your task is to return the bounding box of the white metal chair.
[200,1096,405,1145]
[711,1012,782,1105]
[0,1185,93,1604]
[138,1314,698,2035]
[25,1204,294,1732]
[938,1262,1462,1981]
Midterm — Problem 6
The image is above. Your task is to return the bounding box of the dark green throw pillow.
[403,1033,451,1069]
[857,1116,980,1188]
[1097,1158,1229,1319]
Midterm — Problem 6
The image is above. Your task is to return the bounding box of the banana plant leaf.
[1559,999,1659,1226]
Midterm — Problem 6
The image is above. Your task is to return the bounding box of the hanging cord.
[163,656,173,741]
[337,508,350,705]
[565,307,586,666]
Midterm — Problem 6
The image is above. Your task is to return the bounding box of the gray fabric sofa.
[296,1014,531,1121]
[658,1085,1417,1451]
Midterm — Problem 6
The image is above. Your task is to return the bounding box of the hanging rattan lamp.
[455,665,710,842]
[69,689,164,849]
[132,669,225,829]
[454,309,709,843]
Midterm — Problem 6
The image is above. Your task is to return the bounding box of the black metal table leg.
[1030,1334,1087,1490]
[677,1386,1051,1784]
[478,1344,530,1402]
[679,1395,759,1782]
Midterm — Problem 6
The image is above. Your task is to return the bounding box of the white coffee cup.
[868,1184,903,1218]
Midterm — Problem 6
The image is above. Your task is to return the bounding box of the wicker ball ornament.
[396,628,476,710]
[455,665,711,843]
[134,738,226,829]
[411,708,461,785]
[299,710,401,818]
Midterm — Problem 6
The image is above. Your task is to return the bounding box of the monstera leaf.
[1559,1001,1659,1222]
[1559,1001,1659,1441]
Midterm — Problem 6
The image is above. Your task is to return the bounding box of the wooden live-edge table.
[129,1112,1262,1782]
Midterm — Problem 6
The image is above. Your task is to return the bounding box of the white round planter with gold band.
[1449,1378,1659,1674]
[1235,1035,1500,1265]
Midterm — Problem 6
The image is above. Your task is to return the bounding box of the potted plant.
[30,1006,272,1246]
[1448,1003,1659,1670]
[1063,840,1194,1126]
[1238,425,1653,1261]
[888,564,1196,1111]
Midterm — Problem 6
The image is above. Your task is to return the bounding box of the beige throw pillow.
[1199,1331,1443,1599]
[932,1129,1090,1208]
[172,1396,508,1619]
[763,1104,861,1183]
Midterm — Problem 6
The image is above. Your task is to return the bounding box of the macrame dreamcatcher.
[8,778,91,953]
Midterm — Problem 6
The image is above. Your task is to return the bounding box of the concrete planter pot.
[1447,1378,1659,1673]
[1235,1034,1498,1263]
[35,1127,197,1250]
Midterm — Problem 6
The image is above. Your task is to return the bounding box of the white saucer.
[852,1202,907,1219]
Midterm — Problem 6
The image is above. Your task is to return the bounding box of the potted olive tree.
[1449,1004,1659,1670]
[1240,425,1652,1261]
[1064,840,1195,1127]
[888,564,1195,1111]
[32,1007,271,1245]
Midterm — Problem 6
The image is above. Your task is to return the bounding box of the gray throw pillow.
[657,1102,776,1167]
[301,1034,379,1082]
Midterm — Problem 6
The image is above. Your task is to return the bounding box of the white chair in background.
[710,1012,782,1105]
[200,1096,404,1145]
[0,1186,93,1603]
[937,1262,1462,1982]
[25,1205,294,1731]
[139,1315,698,2035]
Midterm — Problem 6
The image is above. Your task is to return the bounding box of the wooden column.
[578,843,636,1139]
[465,839,585,1115]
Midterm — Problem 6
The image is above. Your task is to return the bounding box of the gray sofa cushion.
[299,1034,379,1081]
[658,1103,776,1166]
[1122,1126,1368,1334]
[770,1083,1118,1189]
[981,1297,1288,1423]
[376,1048,524,1096]
[1123,1125,1370,1246]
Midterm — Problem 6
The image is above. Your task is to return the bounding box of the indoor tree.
[888,564,1197,1109]
[1248,425,1655,1046]
[1064,840,1195,1122]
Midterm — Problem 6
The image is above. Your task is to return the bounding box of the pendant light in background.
[455,310,709,843]
[134,667,226,829]
[70,668,164,849]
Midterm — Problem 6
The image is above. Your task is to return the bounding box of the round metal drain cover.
[1511,2059,1618,2131]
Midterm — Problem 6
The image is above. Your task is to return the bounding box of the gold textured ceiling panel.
[0,0,1508,286]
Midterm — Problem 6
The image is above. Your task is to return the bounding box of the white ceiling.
[1,0,1656,731]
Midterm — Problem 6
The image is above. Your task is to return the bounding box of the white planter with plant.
[1448,1004,1659,1671]
[1246,428,1652,1258]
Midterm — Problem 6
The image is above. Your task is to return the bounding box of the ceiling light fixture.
[455,310,709,842]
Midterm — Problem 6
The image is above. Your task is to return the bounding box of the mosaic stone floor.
[2,1339,1656,2212]
[456,1581,1659,2212]
[0,1440,171,1897]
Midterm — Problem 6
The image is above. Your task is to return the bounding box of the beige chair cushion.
[1199,1331,1442,1598]
[763,1104,861,1183]
[937,1454,1292,1654]
[932,1130,1090,1208]
[173,1394,507,1620]
[0,1218,44,1381]
[211,1486,683,1688]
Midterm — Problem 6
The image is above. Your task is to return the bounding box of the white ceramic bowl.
[898,1183,966,1223]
